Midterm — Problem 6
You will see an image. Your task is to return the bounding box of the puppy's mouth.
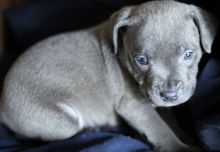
[142,86,196,107]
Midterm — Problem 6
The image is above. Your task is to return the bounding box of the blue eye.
[135,55,149,66]
[184,50,194,60]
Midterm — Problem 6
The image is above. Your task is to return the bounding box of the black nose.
[160,90,179,101]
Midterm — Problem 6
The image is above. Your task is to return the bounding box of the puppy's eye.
[184,50,194,60]
[135,55,149,66]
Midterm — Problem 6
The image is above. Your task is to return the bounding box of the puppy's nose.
[160,90,179,101]
[159,80,182,101]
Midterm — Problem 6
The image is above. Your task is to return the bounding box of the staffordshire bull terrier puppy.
[0,0,217,151]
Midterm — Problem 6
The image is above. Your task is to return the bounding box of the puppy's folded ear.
[110,6,137,54]
[191,6,218,53]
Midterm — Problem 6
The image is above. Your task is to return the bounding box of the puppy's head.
[111,1,218,107]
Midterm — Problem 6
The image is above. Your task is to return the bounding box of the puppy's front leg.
[115,94,191,152]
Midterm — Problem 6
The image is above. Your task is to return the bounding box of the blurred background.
[0,0,26,56]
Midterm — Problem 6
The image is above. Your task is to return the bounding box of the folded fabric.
[189,58,220,151]
[0,124,152,152]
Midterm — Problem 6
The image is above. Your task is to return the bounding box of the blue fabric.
[189,58,220,151]
[0,125,152,152]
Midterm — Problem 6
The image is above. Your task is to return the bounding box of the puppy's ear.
[191,6,218,53]
[110,6,136,54]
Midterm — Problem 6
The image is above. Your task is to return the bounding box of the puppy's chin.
[150,100,187,107]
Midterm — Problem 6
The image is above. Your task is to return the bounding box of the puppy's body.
[0,1,217,152]
[1,28,122,137]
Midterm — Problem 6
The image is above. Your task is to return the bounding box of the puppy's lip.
[161,96,178,102]
[152,99,186,107]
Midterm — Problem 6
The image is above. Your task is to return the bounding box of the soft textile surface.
[189,58,220,151]
[0,0,220,151]
[0,126,152,152]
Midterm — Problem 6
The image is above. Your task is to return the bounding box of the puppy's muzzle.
[159,80,183,102]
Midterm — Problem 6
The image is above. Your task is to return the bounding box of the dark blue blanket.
[189,58,220,151]
[1,0,220,151]
[0,125,152,152]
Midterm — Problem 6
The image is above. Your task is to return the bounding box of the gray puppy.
[0,1,217,152]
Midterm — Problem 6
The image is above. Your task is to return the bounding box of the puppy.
[0,1,217,151]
